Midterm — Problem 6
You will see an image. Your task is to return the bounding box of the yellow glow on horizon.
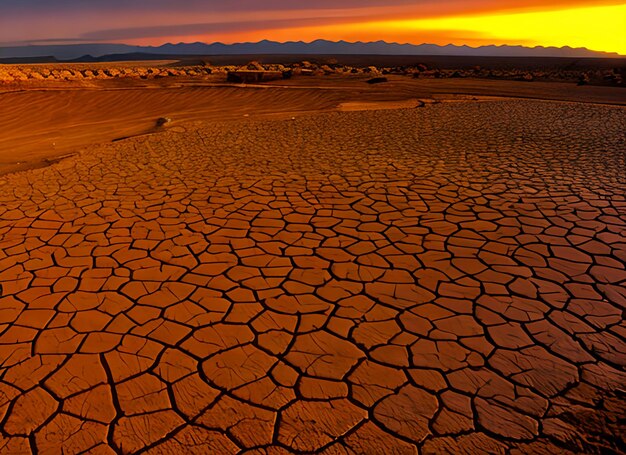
[397,4,626,54]
[253,4,626,55]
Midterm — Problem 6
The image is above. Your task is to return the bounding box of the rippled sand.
[0,99,625,453]
[2,74,624,175]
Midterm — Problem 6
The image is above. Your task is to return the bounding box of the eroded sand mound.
[0,100,624,453]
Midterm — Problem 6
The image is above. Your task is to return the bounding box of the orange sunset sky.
[1,0,625,54]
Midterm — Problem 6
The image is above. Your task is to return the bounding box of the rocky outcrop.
[1,61,623,87]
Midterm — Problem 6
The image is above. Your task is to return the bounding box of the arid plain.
[0,60,625,454]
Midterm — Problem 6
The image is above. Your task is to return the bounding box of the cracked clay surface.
[0,100,625,454]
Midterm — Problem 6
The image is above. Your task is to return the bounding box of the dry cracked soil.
[0,99,625,454]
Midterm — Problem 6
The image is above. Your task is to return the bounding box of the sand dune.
[1,74,625,175]
[0,85,342,174]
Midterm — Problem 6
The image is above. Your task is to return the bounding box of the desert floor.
[0,75,625,454]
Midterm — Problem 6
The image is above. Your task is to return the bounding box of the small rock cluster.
[0,65,215,84]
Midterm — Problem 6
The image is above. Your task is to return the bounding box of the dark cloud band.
[79,17,346,41]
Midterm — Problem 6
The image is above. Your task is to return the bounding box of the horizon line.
[1,39,623,56]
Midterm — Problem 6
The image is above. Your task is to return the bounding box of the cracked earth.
[0,99,625,454]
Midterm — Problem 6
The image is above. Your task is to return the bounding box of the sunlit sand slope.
[1,75,624,175]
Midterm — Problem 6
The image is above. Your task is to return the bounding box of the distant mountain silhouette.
[0,40,621,61]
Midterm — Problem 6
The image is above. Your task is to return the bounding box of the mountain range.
[0,39,621,61]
